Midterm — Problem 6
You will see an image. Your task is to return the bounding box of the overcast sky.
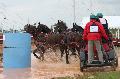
[0,0,120,30]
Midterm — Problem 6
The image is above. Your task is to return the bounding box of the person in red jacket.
[83,14,108,64]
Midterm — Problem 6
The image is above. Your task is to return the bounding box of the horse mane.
[37,23,51,33]
[54,20,68,33]
[71,23,84,33]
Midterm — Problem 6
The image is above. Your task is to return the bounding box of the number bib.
[90,26,98,32]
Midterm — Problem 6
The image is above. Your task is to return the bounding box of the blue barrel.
[3,33,31,68]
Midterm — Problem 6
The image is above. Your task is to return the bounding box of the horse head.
[54,20,68,33]
[71,23,84,33]
[24,24,36,34]
[37,23,51,34]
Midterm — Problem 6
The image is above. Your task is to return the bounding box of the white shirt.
[99,18,107,24]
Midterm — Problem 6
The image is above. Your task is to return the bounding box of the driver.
[83,14,108,64]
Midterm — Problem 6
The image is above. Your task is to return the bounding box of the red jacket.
[83,20,108,41]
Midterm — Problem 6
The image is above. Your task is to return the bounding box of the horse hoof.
[60,58,63,61]
[66,62,70,64]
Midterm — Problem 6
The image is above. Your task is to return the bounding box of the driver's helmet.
[97,13,103,18]
[90,14,97,19]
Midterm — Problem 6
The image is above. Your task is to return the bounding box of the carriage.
[79,39,118,71]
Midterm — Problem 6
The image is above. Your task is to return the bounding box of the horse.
[53,20,72,64]
[62,31,85,59]
[53,22,85,64]
[24,23,51,61]
[67,23,84,58]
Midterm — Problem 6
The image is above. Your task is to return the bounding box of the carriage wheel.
[80,67,84,72]
[115,58,118,67]
[80,61,84,72]
[113,51,118,67]
[112,64,116,71]
[111,59,117,71]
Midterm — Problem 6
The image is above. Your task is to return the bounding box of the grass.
[53,71,120,79]
[52,76,74,79]
[93,71,120,79]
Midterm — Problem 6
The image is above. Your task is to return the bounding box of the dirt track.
[0,47,120,79]
[31,50,82,79]
[30,47,120,79]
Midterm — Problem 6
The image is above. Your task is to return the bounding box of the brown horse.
[24,23,50,61]
[65,31,85,58]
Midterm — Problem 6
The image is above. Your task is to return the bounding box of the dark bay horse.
[24,23,51,61]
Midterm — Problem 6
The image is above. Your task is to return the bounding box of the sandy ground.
[0,47,119,79]
[0,49,82,79]
[30,50,82,79]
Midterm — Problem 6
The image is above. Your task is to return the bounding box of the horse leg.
[60,45,64,58]
[41,49,45,61]
[40,46,45,61]
[70,48,76,55]
[41,52,44,61]
[65,46,69,64]
[73,49,77,58]
[33,49,39,59]
[38,50,42,61]
[76,46,82,58]
[70,47,77,58]
[53,45,57,52]
[61,49,64,58]
[74,52,77,58]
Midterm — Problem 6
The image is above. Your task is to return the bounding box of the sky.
[0,0,120,30]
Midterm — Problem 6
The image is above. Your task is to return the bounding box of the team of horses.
[24,20,114,64]
[24,20,85,64]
